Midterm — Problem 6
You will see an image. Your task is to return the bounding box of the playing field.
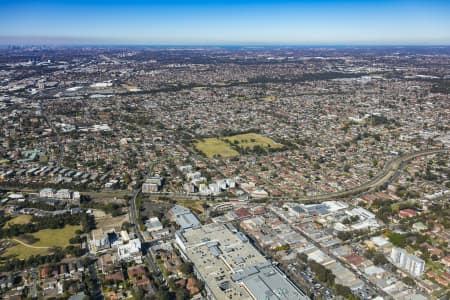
[3,215,32,228]
[2,243,49,259]
[194,138,239,158]
[1,225,81,260]
[194,133,283,158]
[31,225,81,248]
[223,133,283,150]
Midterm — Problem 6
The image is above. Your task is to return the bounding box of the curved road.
[288,148,448,202]
[1,148,447,204]
[141,148,448,203]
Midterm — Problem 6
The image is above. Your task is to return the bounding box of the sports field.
[223,133,283,149]
[1,225,81,260]
[31,225,81,248]
[193,138,239,158]
[194,133,283,158]
[2,243,49,259]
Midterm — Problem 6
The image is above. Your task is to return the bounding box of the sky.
[1,0,450,45]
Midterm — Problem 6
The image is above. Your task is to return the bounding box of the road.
[3,148,447,205]
[283,219,392,299]
[41,113,64,167]
[286,148,448,202]
[30,268,38,299]
[129,188,166,286]
[136,148,448,204]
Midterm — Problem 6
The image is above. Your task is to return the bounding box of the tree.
[337,231,353,241]
[180,262,194,275]
[156,289,170,300]
[123,173,132,185]
[69,236,82,244]
[335,284,353,298]
[364,248,375,260]
[308,260,335,286]
[298,253,308,263]
[121,221,131,231]
[132,287,145,300]
[373,253,388,266]
[175,289,189,300]
[402,276,416,286]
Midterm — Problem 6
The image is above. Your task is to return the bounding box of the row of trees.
[0,213,82,239]
[0,249,66,272]
[298,253,359,299]
[81,201,125,217]
[248,72,368,84]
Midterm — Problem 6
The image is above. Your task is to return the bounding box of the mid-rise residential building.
[142,176,163,193]
[117,238,142,262]
[40,188,56,198]
[391,247,425,277]
[90,229,112,253]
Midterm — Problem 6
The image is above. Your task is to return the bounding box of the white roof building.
[40,188,56,198]
[390,247,425,277]
[145,217,163,232]
[55,189,72,199]
[117,238,142,262]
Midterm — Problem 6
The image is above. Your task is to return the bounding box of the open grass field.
[223,133,283,150]
[96,213,129,231]
[194,133,283,158]
[1,243,49,259]
[3,215,32,228]
[175,200,206,214]
[263,95,278,101]
[193,138,239,158]
[31,225,81,248]
[85,190,129,201]
[1,225,80,260]
[192,86,207,91]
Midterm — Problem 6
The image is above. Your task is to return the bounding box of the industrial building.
[169,205,201,230]
[175,223,309,300]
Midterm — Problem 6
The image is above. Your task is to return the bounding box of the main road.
[129,188,166,286]
[287,148,448,202]
[1,148,447,204]
[140,148,448,203]
[41,112,64,167]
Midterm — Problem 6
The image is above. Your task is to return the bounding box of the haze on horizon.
[1,0,450,46]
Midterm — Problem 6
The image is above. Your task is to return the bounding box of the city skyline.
[1,0,450,45]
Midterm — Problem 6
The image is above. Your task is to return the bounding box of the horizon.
[1,0,450,45]
[3,43,450,48]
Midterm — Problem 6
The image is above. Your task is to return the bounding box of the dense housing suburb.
[0,46,448,300]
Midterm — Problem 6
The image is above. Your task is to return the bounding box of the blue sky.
[1,0,450,45]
